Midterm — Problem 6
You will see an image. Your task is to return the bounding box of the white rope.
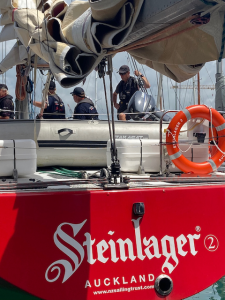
[207,105,225,155]
[166,128,193,153]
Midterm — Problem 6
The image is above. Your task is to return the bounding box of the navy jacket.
[43,94,65,119]
[0,95,14,119]
[74,98,98,120]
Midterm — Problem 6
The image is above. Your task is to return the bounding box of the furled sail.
[0,0,225,86]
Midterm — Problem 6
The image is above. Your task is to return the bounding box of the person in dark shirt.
[33,81,65,119]
[71,87,98,120]
[0,84,14,119]
[113,65,150,121]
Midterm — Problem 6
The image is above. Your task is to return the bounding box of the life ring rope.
[167,128,193,153]
[209,106,225,155]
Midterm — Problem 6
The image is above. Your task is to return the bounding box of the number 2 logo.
[204,235,219,252]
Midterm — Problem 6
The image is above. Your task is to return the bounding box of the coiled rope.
[15,65,27,101]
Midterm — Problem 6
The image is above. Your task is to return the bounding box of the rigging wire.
[167,77,170,109]
[205,64,215,85]
[129,54,149,94]
[108,56,117,161]
[161,83,165,110]
[140,63,153,96]
[4,41,6,85]
[103,73,113,147]
[169,78,183,110]
[84,71,93,94]
[1,41,3,83]
[113,71,119,85]
[183,79,189,108]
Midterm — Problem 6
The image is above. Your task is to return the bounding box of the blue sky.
[0,0,219,119]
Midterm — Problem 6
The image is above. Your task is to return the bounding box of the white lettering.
[117,238,136,262]
[83,233,96,265]
[176,234,188,257]
[148,274,154,281]
[97,240,109,263]
[131,276,137,283]
[45,220,87,283]
[187,234,200,256]
[108,239,119,263]
[94,279,100,287]
[161,235,178,274]
[47,219,203,284]
[104,278,110,286]
[143,236,161,259]
[139,275,145,282]
[122,277,128,284]
[85,280,91,288]
[113,277,120,285]
[132,218,146,261]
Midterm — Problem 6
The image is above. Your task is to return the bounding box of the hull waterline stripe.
[216,123,225,132]
[169,151,182,161]
[208,159,217,171]
[182,109,192,121]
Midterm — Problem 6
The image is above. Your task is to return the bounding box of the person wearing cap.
[33,81,65,119]
[0,84,14,119]
[113,65,150,120]
[71,87,98,120]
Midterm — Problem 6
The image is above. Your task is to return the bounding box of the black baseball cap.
[49,81,56,90]
[0,84,8,90]
[118,65,130,74]
[70,87,85,97]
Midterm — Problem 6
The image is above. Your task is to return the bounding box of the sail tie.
[15,65,27,101]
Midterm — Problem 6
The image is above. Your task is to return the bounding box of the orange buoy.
[166,105,225,174]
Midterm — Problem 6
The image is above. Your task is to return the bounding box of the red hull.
[0,185,224,299]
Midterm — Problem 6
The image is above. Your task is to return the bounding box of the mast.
[216,60,222,77]
[215,60,224,111]
[179,83,181,110]
[193,76,196,105]
[95,71,98,109]
[174,82,178,110]
[157,73,163,110]
[197,73,200,105]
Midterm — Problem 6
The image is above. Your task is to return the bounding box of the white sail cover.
[0,0,225,87]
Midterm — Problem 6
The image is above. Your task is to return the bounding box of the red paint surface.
[0,186,224,300]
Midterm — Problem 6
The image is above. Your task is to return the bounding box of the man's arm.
[33,100,47,109]
[113,92,120,110]
[134,70,150,89]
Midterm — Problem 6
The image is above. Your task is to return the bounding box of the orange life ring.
[166,105,225,174]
